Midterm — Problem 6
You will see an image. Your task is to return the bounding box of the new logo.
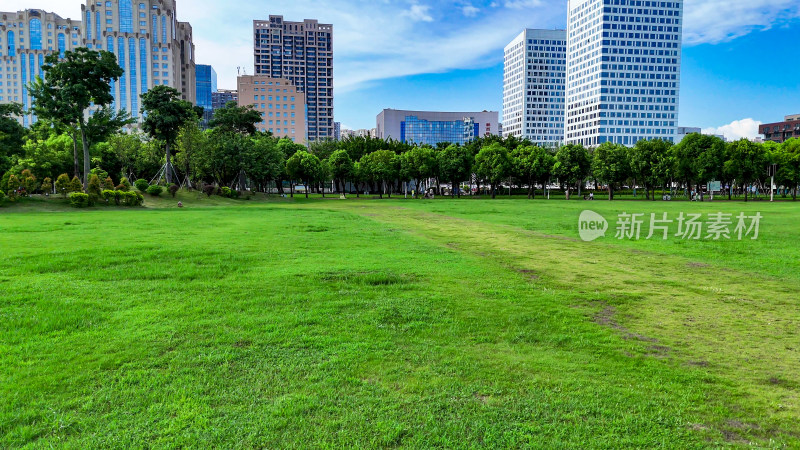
[579,210,608,242]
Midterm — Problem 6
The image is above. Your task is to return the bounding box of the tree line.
[1,48,799,204]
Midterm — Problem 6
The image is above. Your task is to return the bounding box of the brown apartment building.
[760,114,800,143]
[238,75,306,144]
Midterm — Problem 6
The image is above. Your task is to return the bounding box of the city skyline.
[1,0,799,139]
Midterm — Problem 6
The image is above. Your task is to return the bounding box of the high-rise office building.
[238,75,306,143]
[253,15,333,142]
[196,64,217,126]
[503,29,566,147]
[0,9,83,126]
[80,0,196,120]
[565,0,683,146]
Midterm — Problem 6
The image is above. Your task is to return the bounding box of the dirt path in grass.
[310,201,800,444]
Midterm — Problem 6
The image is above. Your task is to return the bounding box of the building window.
[119,0,134,33]
[118,37,126,109]
[29,19,42,50]
[7,31,15,57]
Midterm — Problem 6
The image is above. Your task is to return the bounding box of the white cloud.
[504,0,543,8]
[683,0,800,44]
[462,5,480,17]
[403,3,434,22]
[703,118,763,141]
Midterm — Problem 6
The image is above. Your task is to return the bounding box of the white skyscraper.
[503,29,566,147]
[565,0,683,147]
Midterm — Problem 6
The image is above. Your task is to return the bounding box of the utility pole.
[769,164,777,202]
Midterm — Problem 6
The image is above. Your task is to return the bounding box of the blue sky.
[8,0,800,138]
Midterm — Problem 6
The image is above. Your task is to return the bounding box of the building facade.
[212,88,237,111]
[195,63,216,126]
[565,0,683,147]
[503,29,566,147]
[0,9,83,126]
[80,0,196,120]
[333,121,340,140]
[377,109,499,146]
[237,75,306,143]
[254,15,333,142]
[760,115,800,143]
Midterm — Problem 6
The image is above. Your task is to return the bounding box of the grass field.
[1,194,798,447]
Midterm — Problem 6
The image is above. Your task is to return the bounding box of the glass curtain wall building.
[565,0,683,147]
[503,29,567,148]
[376,109,499,146]
[195,64,217,127]
[0,9,82,126]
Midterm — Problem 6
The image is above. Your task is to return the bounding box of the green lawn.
[1,195,798,447]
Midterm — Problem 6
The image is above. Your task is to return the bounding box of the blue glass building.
[195,64,217,127]
[377,109,499,146]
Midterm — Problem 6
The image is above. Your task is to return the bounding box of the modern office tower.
[238,75,306,143]
[0,9,83,126]
[333,121,341,140]
[503,29,566,147]
[80,0,196,120]
[376,109,499,146]
[565,0,683,147]
[253,15,333,142]
[196,64,217,127]
[212,88,237,111]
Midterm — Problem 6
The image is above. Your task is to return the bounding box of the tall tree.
[437,144,473,198]
[0,103,25,176]
[512,145,555,199]
[28,48,125,187]
[553,144,591,200]
[474,142,512,199]
[400,146,437,198]
[630,139,673,200]
[243,134,284,194]
[774,138,800,200]
[674,133,726,199]
[591,142,631,200]
[328,149,354,196]
[173,122,209,188]
[140,86,196,184]
[210,101,262,135]
[286,150,322,199]
[726,139,768,202]
[360,150,399,199]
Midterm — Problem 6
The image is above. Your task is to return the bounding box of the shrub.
[88,174,102,196]
[41,177,53,195]
[220,186,232,198]
[0,172,9,193]
[102,190,116,204]
[7,174,21,193]
[69,192,90,208]
[123,191,144,206]
[0,190,5,205]
[70,176,83,193]
[103,177,115,191]
[135,179,149,193]
[21,170,37,195]
[120,177,132,189]
[55,174,71,197]
[168,184,180,198]
[146,185,164,197]
[202,183,215,197]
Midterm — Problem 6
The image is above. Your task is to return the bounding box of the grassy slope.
[0,196,798,447]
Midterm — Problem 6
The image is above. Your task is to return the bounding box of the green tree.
[276,138,307,196]
[474,143,512,199]
[726,139,768,202]
[774,138,800,200]
[554,144,591,200]
[140,86,196,184]
[309,139,339,161]
[328,150,354,196]
[286,150,322,199]
[174,122,209,188]
[0,103,25,176]
[210,101,262,135]
[674,133,726,199]
[591,142,631,200]
[360,150,400,199]
[630,139,673,200]
[400,146,437,198]
[512,145,555,199]
[55,173,71,197]
[243,134,284,194]
[437,145,473,198]
[28,48,127,187]
[13,133,74,181]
